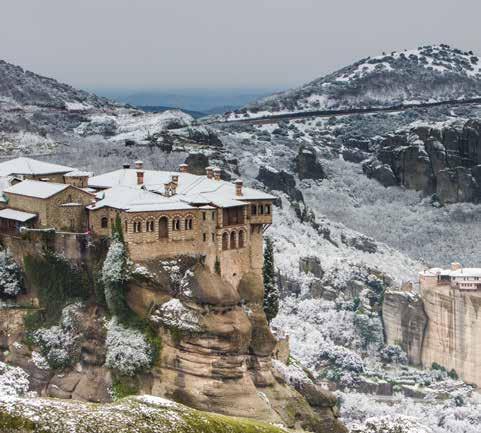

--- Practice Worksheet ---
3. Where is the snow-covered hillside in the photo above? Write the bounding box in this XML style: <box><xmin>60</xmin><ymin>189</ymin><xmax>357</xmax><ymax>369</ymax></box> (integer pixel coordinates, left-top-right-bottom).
<box><xmin>229</xmin><ymin>45</ymin><xmax>481</xmax><ymax>119</ymax></box>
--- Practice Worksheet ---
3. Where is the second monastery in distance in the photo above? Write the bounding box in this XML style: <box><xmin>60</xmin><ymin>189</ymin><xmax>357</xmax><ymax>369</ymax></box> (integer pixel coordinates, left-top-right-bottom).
<box><xmin>0</xmin><ymin>157</ymin><xmax>274</xmax><ymax>287</ymax></box>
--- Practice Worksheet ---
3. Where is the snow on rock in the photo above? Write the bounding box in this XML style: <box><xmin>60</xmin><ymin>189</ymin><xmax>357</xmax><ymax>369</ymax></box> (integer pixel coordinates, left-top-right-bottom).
<box><xmin>152</xmin><ymin>298</ymin><xmax>202</xmax><ymax>332</ymax></box>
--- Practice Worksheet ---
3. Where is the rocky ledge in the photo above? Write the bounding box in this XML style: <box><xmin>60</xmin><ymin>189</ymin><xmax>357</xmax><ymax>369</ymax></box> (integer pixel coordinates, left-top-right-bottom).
<box><xmin>0</xmin><ymin>394</ymin><xmax>287</xmax><ymax>433</ymax></box>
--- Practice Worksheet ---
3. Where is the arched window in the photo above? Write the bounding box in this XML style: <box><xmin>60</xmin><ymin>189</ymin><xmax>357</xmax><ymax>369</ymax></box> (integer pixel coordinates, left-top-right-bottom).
<box><xmin>230</xmin><ymin>231</ymin><xmax>237</xmax><ymax>249</ymax></box>
<box><xmin>222</xmin><ymin>232</ymin><xmax>229</xmax><ymax>250</ymax></box>
<box><xmin>185</xmin><ymin>217</ymin><xmax>193</xmax><ymax>230</ymax></box>
<box><xmin>134</xmin><ymin>221</ymin><xmax>142</xmax><ymax>233</ymax></box>
<box><xmin>238</xmin><ymin>230</ymin><xmax>245</xmax><ymax>248</ymax></box>
<box><xmin>172</xmin><ymin>218</ymin><xmax>181</xmax><ymax>231</ymax></box>
<box><xmin>159</xmin><ymin>217</ymin><xmax>168</xmax><ymax>238</ymax></box>
<box><xmin>146</xmin><ymin>220</ymin><xmax>154</xmax><ymax>232</ymax></box>
<box><xmin>101</xmin><ymin>217</ymin><xmax>108</xmax><ymax>229</ymax></box>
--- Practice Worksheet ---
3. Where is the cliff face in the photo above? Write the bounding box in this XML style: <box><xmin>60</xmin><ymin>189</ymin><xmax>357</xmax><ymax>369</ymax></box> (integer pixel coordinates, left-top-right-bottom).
<box><xmin>0</xmin><ymin>234</ymin><xmax>347</xmax><ymax>433</ymax></box>
<box><xmin>420</xmin><ymin>284</ymin><xmax>481</xmax><ymax>385</ymax></box>
<box><xmin>384</xmin><ymin>285</ymin><xmax>481</xmax><ymax>386</ymax></box>
<box><xmin>382</xmin><ymin>290</ymin><xmax>427</xmax><ymax>366</ymax></box>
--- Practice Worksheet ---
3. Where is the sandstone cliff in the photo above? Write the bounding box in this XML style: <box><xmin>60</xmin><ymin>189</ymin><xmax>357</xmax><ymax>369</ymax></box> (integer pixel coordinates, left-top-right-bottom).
<box><xmin>0</xmin><ymin>235</ymin><xmax>347</xmax><ymax>433</ymax></box>
<box><xmin>384</xmin><ymin>285</ymin><xmax>481</xmax><ymax>386</ymax></box>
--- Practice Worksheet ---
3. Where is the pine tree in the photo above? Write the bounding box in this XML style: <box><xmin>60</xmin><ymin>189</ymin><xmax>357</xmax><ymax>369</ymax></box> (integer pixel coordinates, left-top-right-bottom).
<box><xmin>112</xmin><ymin>213</ymin><xmax>124</xmax><ymax>243</ymax></box>
<box><xmin>263</xmin><ymin>236</ymin><xmax>279</xmax><ymax>323</ymax></box>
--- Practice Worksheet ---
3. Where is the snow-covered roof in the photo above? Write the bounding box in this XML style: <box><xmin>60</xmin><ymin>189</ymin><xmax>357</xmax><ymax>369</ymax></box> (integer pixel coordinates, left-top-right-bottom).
<box><xmin>88</xmin><ymin>168</ymin><xmax>275</xmax><ymax>208</ymax></box>
<box><xmin>420</xmin><ymin>267</ymin><xmax>481</xmax><ymax>278</ymax></box>
<box><xmin>0</xmin><ymin>208</ymin><xmax>37</xmax><ymax>222</ymax></box>
<box><xmin>4</xmin><ymin>180</ymin><xmax>70</xmax><ymax>199</ymax></box>
<box><xmin>0</xmin><ymin>157</ymin><xmax>74</xmax><ymax>177</ymax></box>
<box><xmin>88</xmin><ymin>185</ymin><xmax>195</xmax><ymax>212</ymax></box>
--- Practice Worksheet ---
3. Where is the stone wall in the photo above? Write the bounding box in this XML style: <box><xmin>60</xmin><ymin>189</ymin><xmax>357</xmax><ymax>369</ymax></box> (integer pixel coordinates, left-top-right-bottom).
<box><xmin>5</xmin><ymin>186</ymin><xmax>93</xmax><ymax>231</ymax></box>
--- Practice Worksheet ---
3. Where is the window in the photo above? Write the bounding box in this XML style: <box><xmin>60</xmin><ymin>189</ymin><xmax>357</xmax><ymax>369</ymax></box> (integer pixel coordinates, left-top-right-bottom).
<box><xmin>238</xmin><ymin>230</ymin><xmax>245</xmax><ymax>248</ymax></box>
<box><xmin>133</xmin><ymin>221</ymin><xmax>142</xmax><ymax>233</ymax></box>
<box><xmin>212</xmin><ymin>211</ymin><xmax>215</xmax><ymax>220</ymax></box>
<box><xmin>203</xmin><ymin>233</ymin><xmax>207</xmax><ymax>242</ymax></box>
<box><xmin>259</xmin><ymin>205</ymin><xmax>264</xmax><ymax>215</ymax></box>
<box><xmin>159</xmin><ymin>217</ymin><xmax>168</xmax><ymax>238</ymax></box>
<box><xmin>230</xmin><ymin>231</ymin><xmax>236</xmax><ymax>249</ymax></box>
<box><xmin>202</xmin><ymin>212</ymin><xmax>206</xmax><ymax>221</ymax></box>
<box><xmin>222</xmin><ymin>232</ymin><xmax>229</xmax><ymax>250</ymax></box>
<box><xmin>101</xmin><ymin>217</ymin><xmax>108</xmax><ymax>228</ymax></box>
<box><xmin>212</xmin><ymin>233</ymin><xmax>215</xmax><ymax>242</ymax></box>
<box><xmin>185</xmin><ymin>218</ymin><xmax>193</xmax><ymax>230</ymax></box>
<box><xmin>265</xmin><ymin>204</ymin><xmax>271</xmax><ymax>215</ymax></box>
<box><xmin>173</xmin><ymin>218</ymin><xmax>181</xmax><ymax>231</ymax></box>
<box><xmin>67</xmin><ymin>194</ymin><xmax>72</xmax><ymax>203</ymax></box>
<box><xmin>146</xmin><ymin>220</ymin><xmax>154</xmax><ymax>232</ymax></box>
<box><xmin>251</xmin><ymin>205</ymin><xmax>257</xmax><ymax>216</ymax></box>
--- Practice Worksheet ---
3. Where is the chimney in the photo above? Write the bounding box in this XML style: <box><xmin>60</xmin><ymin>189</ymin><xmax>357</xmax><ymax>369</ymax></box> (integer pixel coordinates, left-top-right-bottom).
<box><xmin>179</xmin><ymin>163</ymin><xmax>189</xmax><ymax>173</ymax></box>
<box><xmin>213</xmin><ymin>167</ymin><xmax>221</xmax><ymax>181</ymax></box>
<box><xmin>235</xmin><ymin>179</ymin><xmax>243</xmax><ymax>196</ymax></box>
<box><xmin>123</xmin><ymin>163</ymin><xmax>131</xmax><ymax>169</ymax></box>
<box><xmin>171</xmin><ymin>174</ymin><xmax>179</xmax><ymax>184</ymax></box>
<box><xmin>451</xmin><ymin>262</ymin><xmax>462</xmax><ymax>271</ymax></box>
<box><xmin>134</xmin><ymin>160</ymin><xmax>143</xmax><ymax>170</ymax></box>
<box><xmin>206</xmin><ymin>166</ymin><xmax>214</xmax><ymax>179</ymax></box>
<box><xmin>164</xmin><ymin>182</ymin><xmax>172</xmax><ymax>196</ymax></box>
<box><xmin>137</xmin><ymin>170</ymin><xmax>144</xmax><ymax>185</ymax></box>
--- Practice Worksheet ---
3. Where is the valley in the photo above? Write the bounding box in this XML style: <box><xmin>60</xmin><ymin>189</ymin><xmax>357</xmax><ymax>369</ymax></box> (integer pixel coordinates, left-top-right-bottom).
<box><xmin>2</xmin><ymin>44</ymin><xmax>481</xmax><ymax>433</ymax></box>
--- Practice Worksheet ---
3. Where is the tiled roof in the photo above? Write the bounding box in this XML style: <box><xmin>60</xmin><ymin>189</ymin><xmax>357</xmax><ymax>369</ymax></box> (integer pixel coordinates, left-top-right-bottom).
<box><xmin>0</xmin><ymin>157</ymin><xmax>74</xmax><ymax>177</ymax></box>
<box><xmin>4</xmin><ymin>180</ymin><xmax>70</xmax><ymax>199</ymax></box>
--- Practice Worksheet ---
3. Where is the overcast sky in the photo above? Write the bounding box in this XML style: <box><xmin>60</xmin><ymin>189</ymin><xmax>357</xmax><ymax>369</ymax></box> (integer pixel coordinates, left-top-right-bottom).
<box><xmin>2</xmin><ymin>0</ymin><xmax>480</xmax><ymax>91</ymax></box>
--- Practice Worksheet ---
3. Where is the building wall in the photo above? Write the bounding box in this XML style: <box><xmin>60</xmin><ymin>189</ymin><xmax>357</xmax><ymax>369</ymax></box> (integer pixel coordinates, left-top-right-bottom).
<box><xmin>5</xmin><ymin>194</ymin><xmax>48</xmax><ymax>225</ymax></box>
<box><xmin>5</xmin><ymin>187</ymin><xmax>93</xmax><ymax>231</ymax></box>
<box><xmin>24</xmin><ymin>173</ymin><xmax>67</xmax><ymax>183</ymax></box>
<box><xmin>64</xmin><ymin>176</ymin><xmax>89</xmax><ymax>188</ymax></box>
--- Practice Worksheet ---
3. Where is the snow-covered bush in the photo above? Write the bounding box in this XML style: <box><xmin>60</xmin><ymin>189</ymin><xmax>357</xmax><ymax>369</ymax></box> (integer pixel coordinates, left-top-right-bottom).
<box><xmin>320</xmin><ymin>342</ymin><xmax>365</xmax><ymax>373</ymax></box>
<box><xmin>353</xmin><ymin>313</ymin><xmax>384</xmax><ymax>350</ymax></box>
<box><xmin>380</xmin><ymin>345</ymin><xmax>408</xmax><ymax>365</ymax></box>
<box><xmin>351</xmin><ymin>415</ymin><xmax>432</xmax><ymax>433</ymax></box>
<box><xmin>105</xmin><ymin>318</ymin><xmax>152</xmax><ymax>376</ymax></box>
<box><xmin>0</xmin><ymin>361</ymin><xmax>30</xmax><ymax>397</ymax></box>
<box><xmin>31</xmin><ymin>303</ymin><xmax>82</xmax><ymax>369</ymax></box>
<box><xmin>0</xmin><ymin>249</ymin><xmax>23</xmax><ymax>297</ymax></box>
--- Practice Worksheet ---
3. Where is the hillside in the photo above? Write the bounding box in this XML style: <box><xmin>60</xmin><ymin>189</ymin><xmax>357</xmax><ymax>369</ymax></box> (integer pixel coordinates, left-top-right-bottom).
<box><xmin>230</xmin><ymin>45</ymin><xmax>481</xmax><ymax>119</ymax></box>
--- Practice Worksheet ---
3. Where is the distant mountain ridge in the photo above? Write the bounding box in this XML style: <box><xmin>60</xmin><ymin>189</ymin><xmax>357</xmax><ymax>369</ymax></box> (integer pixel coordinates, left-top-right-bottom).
<box><xmin>232</xmin><ymin>45</ymin><xmax>481</xmax><ymax>118</ymax></box>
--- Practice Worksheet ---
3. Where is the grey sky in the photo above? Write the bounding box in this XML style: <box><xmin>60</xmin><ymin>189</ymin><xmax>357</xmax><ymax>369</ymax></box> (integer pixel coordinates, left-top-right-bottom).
<box><xmin>2</xmin><ymin>0</ymin><xmax>480</xmax><ymax>90</ymax></box>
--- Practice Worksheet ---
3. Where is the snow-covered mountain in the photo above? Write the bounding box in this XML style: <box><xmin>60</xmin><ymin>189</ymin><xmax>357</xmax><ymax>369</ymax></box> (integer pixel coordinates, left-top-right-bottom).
<box><xmin>231</xmin><ymin>45</ymin><xmax>481</xmax><ymax>118</ymax></box>
<box><xmin>0</xmin><ymin>59</ymin><xmax>194</xmax><ymax>155</ymax></box>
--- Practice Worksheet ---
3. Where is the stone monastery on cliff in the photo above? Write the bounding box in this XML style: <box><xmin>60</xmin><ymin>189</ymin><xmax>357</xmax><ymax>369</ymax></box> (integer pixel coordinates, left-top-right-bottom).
<box><xmin>0</xmin><ymin>157</ymin><xmax>274</xmax><ymax>285</ymax></box>
<box><xmin>420</xmin><ymin>262</ymin><xmax>481</xmax><ymax>291</ymax></box>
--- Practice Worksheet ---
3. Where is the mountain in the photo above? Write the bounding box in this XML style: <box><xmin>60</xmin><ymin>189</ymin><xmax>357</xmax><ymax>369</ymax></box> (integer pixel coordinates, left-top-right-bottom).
<box><xmin>232</xmin><ymin>45</ymin><xmax>481</xmax><ymax>118</ymax></box>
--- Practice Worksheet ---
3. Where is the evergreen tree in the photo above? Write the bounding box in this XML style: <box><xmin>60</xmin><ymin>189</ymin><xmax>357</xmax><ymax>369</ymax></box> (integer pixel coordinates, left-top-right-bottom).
<box><xmin>263</xmin><ymin>236</ymin><xmax>279</xmax><ymax>323</ymax></box>
<box><xmin>112</xmin><ymin>213</ymin><xmax>124</xmax><ymax>243</ymax></box>
<box><xmin>102</xmin><ymin>231</ymin><xmax>129</xmax><ymax>320</ymax></box>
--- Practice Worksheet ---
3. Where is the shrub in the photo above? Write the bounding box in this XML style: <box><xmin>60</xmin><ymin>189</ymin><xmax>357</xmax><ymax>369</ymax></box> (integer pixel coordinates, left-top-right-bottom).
<box><xmin>24</xmin><ymin>251</ymin><xmax>89</xmax><ymax>322</ymax></box>
<box><xmin>380</xmin><ymin>344</ymin><xmax>408</xmax><ymax>365</ymax></box>
<box><xmin>0</xmin><ymin>361</ymin><xmax>30</xmax><ymax>397</ymax></box>
<box><xmin>105</xmin><ymin>318</ymin><xmax>153</xmax><ymax>376</ymax></box>
<box><xmin>0</xmin><ymin>249</ymin><xmax>23</xmax><ymax>297</ymax></box>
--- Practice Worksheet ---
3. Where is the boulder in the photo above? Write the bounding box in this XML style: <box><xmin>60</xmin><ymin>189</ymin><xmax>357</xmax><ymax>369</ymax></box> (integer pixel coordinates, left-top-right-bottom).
<box><xmin>299</xmin><ymin>256</ymin><xmax>324</xmax><ymax>278</ymax></box>
<box><xmin>362</xmin><ymin>160</ymin><xmax>398</xmax><ymax>187</ymax></box>
<box><xmin>294</xmin><ymin>145</ymin><xmax>326</xmax><ymax>180</ymax></box>
<box><xmin>257</xmin><ymin>166</ymin><xmax>303</xmax><ymax>202</ymax></box>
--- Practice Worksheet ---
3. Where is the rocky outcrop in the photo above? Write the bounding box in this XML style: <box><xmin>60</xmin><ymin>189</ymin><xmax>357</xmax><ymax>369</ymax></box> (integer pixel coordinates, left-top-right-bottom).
<box><xmin>382</xmin><ymin>290</ymin><xmax>427</xmax><ymax>366</ymax></box>
<box><xmin>420</xmin><ymin>284</ymin><xmax>481</xmax><ymax>386</ymax></box>
<box><xmin>294</xmin><ymin>145</ymin><xmax>326</xmax><ymax>180</ymax></box>
<box><xmin>257</xmin><ymin>166</ymin><xmax>303</xmax><ymax>202</ymax></box>
<box><xmin>184</xmin><ymin>152</ymin><xmax>210</xmax><ymax>175</ymax></box>
<box><xmin>383</xmin><ymin>284</ymin><xmax>481</xmax><ymax>387</ymax></box>
<box><xmin>363</xmin><ymin>120</ymin><xmax>481</xmax><ymax>203</ymax></box>
<box><xmin>0</xmin><ymin>395</ymin><xmax>289</xmax><ymax>433</ymax></box>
